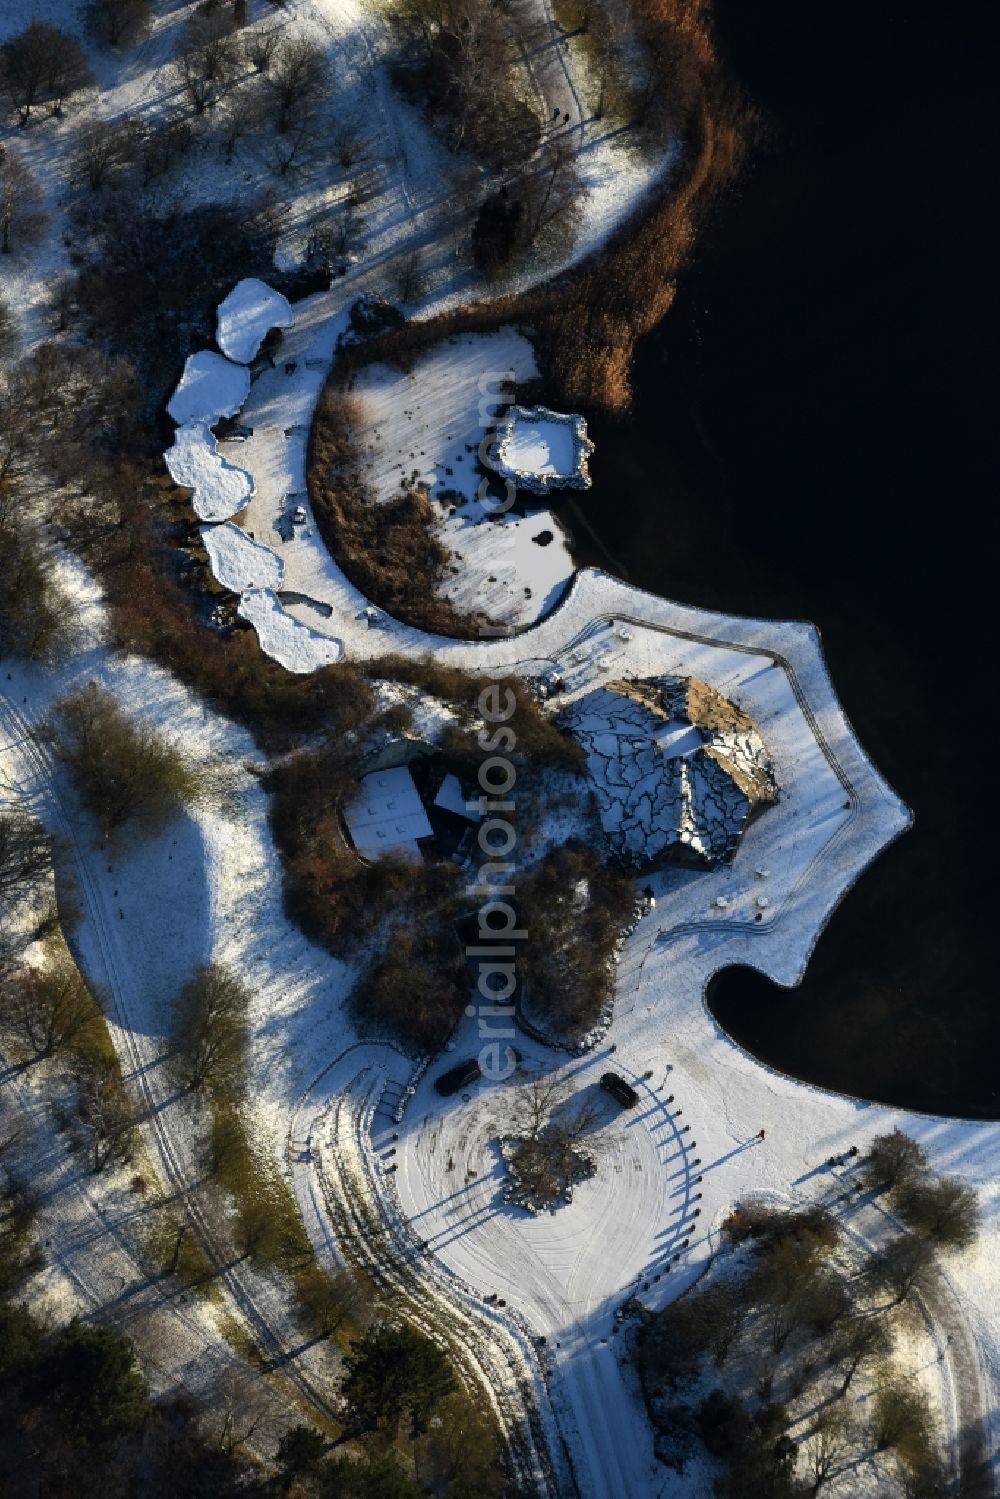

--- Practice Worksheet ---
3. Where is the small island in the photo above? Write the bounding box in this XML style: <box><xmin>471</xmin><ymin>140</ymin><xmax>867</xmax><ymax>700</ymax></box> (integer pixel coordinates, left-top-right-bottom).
<box><xmin>486</xmin><ymin>404</ymin><xmax>595</xmax><ymax>495</ymax></box>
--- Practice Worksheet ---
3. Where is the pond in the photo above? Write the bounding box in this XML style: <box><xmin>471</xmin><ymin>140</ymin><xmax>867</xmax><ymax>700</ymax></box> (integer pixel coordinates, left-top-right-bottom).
<box><xmin>578</xmin><ymin>0</ymin><xmax>999</xmax><ymax>1116</ymax></box>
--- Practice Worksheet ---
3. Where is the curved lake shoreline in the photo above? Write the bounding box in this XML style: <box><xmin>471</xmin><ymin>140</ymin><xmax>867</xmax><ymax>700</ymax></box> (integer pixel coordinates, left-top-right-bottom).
<box><xmin>581</xmin><ymin>0</ymin><xmax>1000</xmax><ymax>1116</ymax></box>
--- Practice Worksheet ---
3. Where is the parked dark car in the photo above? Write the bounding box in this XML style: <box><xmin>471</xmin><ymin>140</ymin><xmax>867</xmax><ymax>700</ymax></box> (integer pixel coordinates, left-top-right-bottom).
<box><xmin>601</xmin><ymin>1071</ymin><xmax>640</xmax><ymax>1108</ymax></box>
<box><xmin>434</xmin><ymin>1058</ymin><xmax>482</xmax><ymax>1096</ymax></box>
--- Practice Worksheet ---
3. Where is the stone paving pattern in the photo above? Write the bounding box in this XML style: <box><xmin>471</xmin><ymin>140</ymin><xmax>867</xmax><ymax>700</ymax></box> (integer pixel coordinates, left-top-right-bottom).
<box><xmin>561</xmin><ymin>675</ymin><xmax>778</xmax><ymax>869</ymax></box>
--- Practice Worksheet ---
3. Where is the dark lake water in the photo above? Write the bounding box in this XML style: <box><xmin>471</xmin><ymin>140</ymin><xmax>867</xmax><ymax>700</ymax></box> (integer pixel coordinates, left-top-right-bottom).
<box><xmin>580</xmin><ymin>0</ymin><xmax>999</xmax><ymax>1115</ymax></box>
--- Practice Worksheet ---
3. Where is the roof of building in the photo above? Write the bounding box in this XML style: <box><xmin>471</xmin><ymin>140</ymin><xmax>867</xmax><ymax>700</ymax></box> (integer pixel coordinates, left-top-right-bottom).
<box><xmin>433</xmin><ymin>773</ymin><xmax>479</xmax><ymax>821</ymax></box>
<box><xmin>343</xmin><ymin>766</ymin><xmax>433</xmax><ymax>859</ymax></box>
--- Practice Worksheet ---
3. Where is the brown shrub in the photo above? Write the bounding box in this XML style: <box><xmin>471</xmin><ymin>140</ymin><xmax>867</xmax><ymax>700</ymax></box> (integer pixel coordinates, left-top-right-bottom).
<box><xmin>520</xmin><ymin>841</ymin><xmax>634</xmax><ymax>1038</ymax></box>
<box><xmin>373</xmin><ymin>655</ymin><xmax>585</xmax><ymax>771</ymax></box>
<box><xmin>351</xmin><ymin>927</ymin><xmax>467</xmax><ymax>1053</ymax></box>
<box><xmin>46</xmin><ymin>683</ymin><xmax>200</xmax><ymax>840</ymax></box>
<box><xmin>307</xmin><ymin>389</ymin><xmax>486</xmax><ymax>638</ymax></box>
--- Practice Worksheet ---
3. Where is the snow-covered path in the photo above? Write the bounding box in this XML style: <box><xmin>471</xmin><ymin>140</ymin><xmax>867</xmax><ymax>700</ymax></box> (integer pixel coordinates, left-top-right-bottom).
<box><xmin>287</xmin><ymin>1044</ymin><xmax>572</xmax><ymax>1495</ymax></box>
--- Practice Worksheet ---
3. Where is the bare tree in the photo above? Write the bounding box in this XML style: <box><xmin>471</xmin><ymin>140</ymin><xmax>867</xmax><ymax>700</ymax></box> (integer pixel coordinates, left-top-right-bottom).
<box><xmin>700</xmin><ymin>1283</ymin><xmax>748</xmax><ymax>1369</ymax></box>
<box><xmin>165</xmin><ymin>1219</ymin><xmax>189</xmax><ymax>1275</ymax></box>
<box><xmin>0</xmin><ymin>23</ymin><xmax>94</xmax><ymax>122</ymax></box>
<box><xmin>0</xmin><ymin>147</ymin><xmax>47</xmax><ymax>255</ymax></box>
<box><xmin>219</xmin><ymin>87</ymin><xmax>262</xmax><ymax>161</ymax></box>
<box><xmin>830</xmin><ymin>1314</ymin><xmax>890</xmax><ymax>1397</ymax></box>
<box><xmin>516</xmin><ymin>138</ymin><xmax>582</xmax><ymax>255</ymax></box>
<box><xmin>141</xmin><ymin>116</ymin><xmax>194</xmax><ymax>181</ymax></box>
<box><xmin>0</xmin><ymin>524</ymin><xmax>76</xmax><ymax>662</ymax></box>
<box><xmin>170</xmin><ymin>964</ymin><xmax>248</xmax><ymax>1094</ymax></box>
<box><xmin>265</xmin><ymin>36</ymin><xmax>329</xmax><ymax>132</ymax></box>
<box><xmin>0</xmin><ymin>809</ymin><xmax>50</xmax><ymax>913</ymax></box>
<box><xmin>390</xmin><ymin>0</ymin><xmax>537</xmax><ymax>166</ymax></box>
<box><xmin>895</xmin><ymin>1174</ymin><xmax>980</xmax><ymax>1251</ymax></box>
<box><xmin>173</xmin><ymin>50</ymin><xmax>216</xmax><ymax>117</ymax></box>
<box><xmin>863</xmin><ymin>1129</ymin><xmax>928</xmax><ymax>1193</ymax></box>
<box><xmin>236</xmin><ymin>1199</ymin><xmax>279</xmax><ymax>1263</ymax></box>
<box><xmin>200</xmin><ymin>1110</ymin><xmax>242</xmax><ymax>1181</ymax></box>
<box><xmin>304</xmin><ymin>1267</ymin><xmax>362</xmax><ymax>1340</ymax></box>
<box><xmin>77</xmin><ymin>1059</ymin><xmax>136</xmax><ymax>1171</ymax></box>
<box><xmin>0</xmin><ymin>386</ymin><xmax>29</xmax><ymax>517</ymax></box>
<box><xmin>750</xmin><ymin>1235</ymin><xmax>827</xmax><ymax>1355</ymax></box>
<box><xmin>0</xmin><ymin>297</ymin><xmax>16</xmax><ymax>359</ymax></box>
<box><xmin>81</xmin><ymin>0</ymin><xmax>153</xmax><ymax>50</ymax></box>
<box><xmin>172</xmin><ymin>13</ymin><xmax>238</xmax><ymax>116</ymax></box>
<box><xmin>333</xmin><ymin>121</ymin><xmax>363</xmax><ymax>169</ymax></box>
<box><xmin>0</xmin><ymin>959</ymin><xmax>98</xmax><ymax>1061</ymax></box>
<box><xmin>870</xmin><ymin>1379</ymin><xmax>934</xmax><ymax>1456</ymax></box>
<box><xmin>586</xmin><ymin>0</ymin><xmax>627</xmax><ymax>119</ymax></box>
<box><xmin>807</xmin><ymin>1406</ymin><xmax>853</xmax><ymax>1494</ymax></box>
<box><xmin>516</xmin><ymin>1071</ymin><xmax>566</xmax><ymax>1142</ymax></box>
<box><xmin>49</xmin><ymin>275</ymin><xmax>76</xmax><ymax>334</ymax></box>
<box><xmin>244</xmin><ymin>24</ymin><xmax>281</xmax><ymax>73</ymax></box>
<box><xmin>211</xmin><ymin>1367</ymin><xmax>279</xmax><ymax>1457</ymax></box>
<box><xmin>73</xmin><ymin>116</ymin><xmax>140</xmax><ymax>191</ymax></box>
<box><xmin>865</xmin><ymin>1234</ymin><xmax>936</xmax><ymax>1309</ymax></box>
<box><xmin>396</xmin><ymin>248</ymin><xmax>424</xmax><ymax>304</ymax></box>
<box><xmin>268</xmin><ymin>107</ymin><xmax>324</xmax><ymax>175</ymax></box>
<box><xmin>46</xmin><ymin>682</ymin><xmax>197</xmax><ymax>838</ymax></box>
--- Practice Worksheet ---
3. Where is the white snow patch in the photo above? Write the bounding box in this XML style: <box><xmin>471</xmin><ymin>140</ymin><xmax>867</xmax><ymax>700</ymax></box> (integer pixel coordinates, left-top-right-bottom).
<box><xmin>236</xmin><ymin>588</ymin><xmax>342</xmax><ymax>673</ymax></box>
<box><xmin>200</xmin><ymin>523</ymin><xmax>284</xmax><ymax>593</ymax></box>
<box><xmin>216</xmin><ymin>279</ymin><xmax>294</xmax><ymax>365</ymax></box>
<box><xmin>505</xmin><ymin>416</ymin><xmax>576</xmax><ymax>475</ymax></box>
<box><xmin>166</xmin><ymin>352</ymin><xmax>251</xmax><ymax>426</ymax></box>
<box><xmin>165</xmin><ymin>423</ymin><xmax>255</xmax><ymax>523</ymax></box>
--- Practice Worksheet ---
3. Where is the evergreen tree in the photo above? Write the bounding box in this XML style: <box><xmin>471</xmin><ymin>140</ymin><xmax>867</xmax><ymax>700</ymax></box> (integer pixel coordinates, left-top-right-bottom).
<box><xmin>341</xmin><ymin>1322</ymin><xmax>456</xmax><ymax>1439</ymax></box>
<box><xmin>36</xmin><ymin>1319</ymin><xmax>149</xmax><ymax>1444</ymax></box>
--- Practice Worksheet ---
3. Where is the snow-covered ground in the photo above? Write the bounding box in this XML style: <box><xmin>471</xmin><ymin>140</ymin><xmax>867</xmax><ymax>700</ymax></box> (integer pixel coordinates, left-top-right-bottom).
<box><xmin>5</xmin><ymin>549</ymin><xmax>1000</xmax><ymax>1495</ymax></box>
<box><xmin>0</xmin><ymin>560</ymin><xmax>349</xmax><ymax>1430</ymax></box>
<box><xmin>226</xmin><ymin>314</ymin><xmax>577</xmax><ymax>636</ymax></box>
<box><xmin>348</xmin><ymin>336</ymin><xmax>579</xmax><ymax>626</ymax></box>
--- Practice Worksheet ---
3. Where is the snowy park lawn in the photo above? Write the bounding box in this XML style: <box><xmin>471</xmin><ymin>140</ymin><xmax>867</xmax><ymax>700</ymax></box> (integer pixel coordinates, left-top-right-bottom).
<box><xmin>216</xmin><ymin>279</ymin><xmax>293</xmax><ymax>365</ymax></box>
<box><xmin>165</xmin><ymin>424</ymin><xmax>254</xmax><ymax>523</ymax></box>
